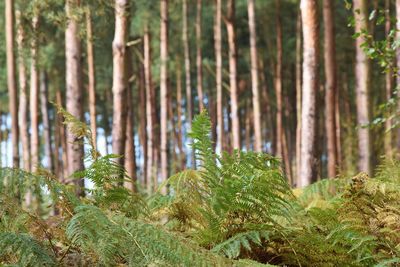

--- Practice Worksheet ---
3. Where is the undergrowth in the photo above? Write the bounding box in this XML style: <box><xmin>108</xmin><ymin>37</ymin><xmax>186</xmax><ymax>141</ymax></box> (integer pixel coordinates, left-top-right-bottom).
<box><xmin>1</xmin><ymin>110</ymin><xmax>400</xmax><ymax>266</ymax></box>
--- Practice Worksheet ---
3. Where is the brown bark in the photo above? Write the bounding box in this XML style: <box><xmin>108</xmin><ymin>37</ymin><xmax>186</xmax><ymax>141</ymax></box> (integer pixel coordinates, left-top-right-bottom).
<box><xmin>295</xmin><ymin>8</ymin><xmax>302</xmax><ymax>184</ymax></box>
<box><xmin>40</xmin><ymin>72</ymin><xmax>53</xmax><ymax>172</ymax></box>
<box><xmin>6</xmin><ymin>0</ymin><xmax>19</xmax><ymax>168</ymax></box>
<box><xmin>299</xmin><ymin>0</ymin><xmax>319</xmax><ymax>187</ymax></box>
<box><xmin>16</xmin><ymin>10</ymin><xmax>30</xmax><ymax>171</ymax></box>
<box><xmin>160</xmin><ymin>0</ymin><xmax>169</xmax><ymax>192</ymax></box>
<box><xmin>214</xmin><ymin>0</ymin><xmax>224</xmax><ymax>153</ymax></box>
<box><xmin>353</xmin><ymin>0</ymin><xmax>370</xmax><ymax>174</ymax></box>
<box><xmin>275</xmin><ymin>0</ymin><xmax>283</xmax><ymax>159</ymax></box>
<box><xmin>176</xmin><ymin>61</ymin><xmax>185</xmax><ymax>169</ymax></box>
<box><xmin>226</xmin><ymin>0</ymin><xmax>240</xmax><ymax>150</ymax></box>
<box><xmin>247</xmin><ymin>0</ymin><xmax>262</xmax><ymax>152</ymax></box>
<box><xmin>144</xmin><ymin>25</ymin><xmax>154</xmax><ymax>192</ymax></box>
<box><xmin>124</xmin><ymin>52</ymin><xmax>137</xmax><ymax>191</ymax></box>
<box><xmin>396</xmin><ymin>0</ymin><xmax>400</xmax><ymax>153</ymax></box>
<box><xmin>86</xmin><ymin>8</ymin><xmax>97</xmax><ymax>151</ymax></box>
<box><xmin>323</xmin><ymin>0</ymin><xmax>338</xmax><ymax>177</ymax></box>
<box><xmin>112</xmin><ymin>0</ymin><xmax>129</xmax><ymax>174</ymax></box>
<box><xmin>196</xmin><ymin>0</ymin><xmax>204</xmax><ymax>111</ymax></box>
<box><xmin>56</xmin><ymin>90</ymin><xmax>68</xmax><ymax>181</ymax></box>
<box><xmin>384</xmin><ymin>0</ymin><xmax>393</xmax><ymax>158</ymax></box>
<box><xmin>138</xmin><ymin>57</ymin><xmax>147</xmax><ymax>180</ymax></box>
<box><xmin>30</xmin><ymin>15</ymin><xmax>39</xmax><ymax>172</ymax></box>
<box><xmin>65</xmin><ymin>0</ymin><xmax>84</xmax><ymax>195</ymax></box>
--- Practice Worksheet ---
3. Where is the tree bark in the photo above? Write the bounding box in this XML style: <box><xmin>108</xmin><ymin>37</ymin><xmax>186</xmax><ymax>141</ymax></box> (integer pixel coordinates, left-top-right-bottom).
<box><xmin>65</xmin><ymin>0</ymin><xmax>84</xmax><ymax>195</ymax></box>
<box><xmin>295</xmin><ymin>8</ymin><xmax>302</xmax><ymax>185</ymax></box>
<box><xmin>384</xmin><ymin>0</ymin><xmax>393</xmax><ymax>158</ymax></box>
<box><xmin>396</xmin><ymin>0</ymin><xmax>400</xmax><ymax>153</ymax></box>
<box><xmin>86</xmin><ymin>8</ymin><xmax>97</xmax><ymax>151</ymax></box>
<box><xmin>196</xmin><ymin>0</ymin><xmax>204</xmax><ymax>111</ymax></box>
<box><xmin>138</xmin><ymin>56</ymin><xmax>147</xmax><ymax>180</ymax></box>
<box><xmin>16</xmin><ymin>10</ymin><xmax>30</xmax><ymax>171</ymax></box>
<box><xmin>176</xmin><ymin>61</ymin><xmax>185</xmax><ymax>169</ymax></box>
<box><xmin>160</xmin><ymin>0</ymin><xmax>169</xmax><ymax>192</ymax></box>
<box><xmin>40</xmin><ymin>72</ymin><xmax>53</xmax><ymax>172</ymax></box>
<box><xmin>323</xmin><ymin>0</ymin><xmax>338</xmax><ymax>177</ymax></box>
<box><xmin>124</xmin><ymin>50</ymin><xmax>137</xmax><ymax>191</ymax></box>
<box><xmin>226</xmin><ymin>0</ymin><xmax>240</xmax><ymax>150</ymax></box>
<box><xmin>275</xmin><ymin>0</ymin><xmax>283</xmax><ymax>159</ymax></box>
<box><xmin>247</xmin><ymin>0</ymin><xmax>262</xmax><ymax>152</ymax></box>
<box><xmin>299</xmin><ymin>0</ymin><xmax>319</xmax><ymax>187</ymax></box>
<box><xmin>353</xmin><ymin>0</ymin><xmax>370</xmax><ymax>174</ymax></box>
<box><xmin>112</xmin><ymin>0</ymin><xmax>129</xmax><ymax>175</ymax></box>
<box><xmin>214</xmin><ymin>0</ymin><xmax>224</xmax><ymax>153</ymax></box>
<box><xmin>6</xmin><ymin>0</ymin><xmax>19</xmax><ymax>168</ymax></box>
<box><xmin>30</xmin><ymin>15</ymin><xmax>39</xmax><ymax>172</ymax></box>
<box><xmin>56</xmin><ymin>90</ymin><xmax>68</xmax><ymax>181</ymax></box>
<box><xmin>144</xmin><ymin>25</ymin><xmax>154</xmax><ymax>193</ymax></box>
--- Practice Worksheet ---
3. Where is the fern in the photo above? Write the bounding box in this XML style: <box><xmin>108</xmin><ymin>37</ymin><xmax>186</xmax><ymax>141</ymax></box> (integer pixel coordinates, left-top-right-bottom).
<box><xmin>0</xmin><ymin>232</ymin><xmax>56</xmax><ymax>266</ymax></box>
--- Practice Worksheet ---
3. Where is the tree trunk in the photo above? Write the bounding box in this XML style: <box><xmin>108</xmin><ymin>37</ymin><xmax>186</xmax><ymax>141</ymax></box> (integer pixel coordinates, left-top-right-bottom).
<box><xmin>160</xmin><ymin>0</ymin><xmax>169</xmax><ymax>192</ymax></box>
<box><xmin>196</xmin><ymin>0</ymin><xmax>204</xmax><ymax>111</ymax></box>
<box><xmin>295</xmin><ymin>8</ymin><xmax>302</xmax><ymax>185</ymax></box>
<box><xmin>138</xmin><ymin>56</ymin><xmax>147</xmax><ymax>180</ymax></box>
<box><xmin>40</xmin><ymin>72</ymin><xmax>53</xmax><ymax>172</ymax></box>
<box><xmin>247</xmin><ymin>0</ymin><xmax>262</xmax><ymax>152</ymax></box>
<box><xmin>323</xmin><ymin>0</ymin><xmax>338</xmax><ymax>178</ymax></box>
<box><xmin>6</xmin><ymin>0</ymin><xmax>19</xmax><ymax>168</ymax></box>
<box><xmin>176</xmin><ymin>61</ymin><xmax>185</xmax><ymax>169</ymax></box>
<box><xmin>144</xmin><ymin>25</ymin><xmax>154</xmax><ymax>193</ymax></box>
<box><xmin>299</xmin><ymin>0</ymin><xmax>319</xmax><ymax>187</ymax></box>
<box><xmin>396</xmin><ymin>0</ymin><xmax>400</xmax><ymax>153</ymax></box>
<box><xmin>86</xmin><ymin>8</ymin><xmax>97</xmax><ymax>151</ymax></box>
<box><xmin>56</xmin><ymin>90</ymin><xmax>68</xmax><ymax>181</ymax></box>
<box><xmin>30</xmin><ymin>15</ymin><xmax>39</xmax><ymax>172</ymax></box>
<box><xmin>353</xmin><ymin>0</ymin><xmax>370</xmax><ymax>174</ymax></box>
<box><xmin>275</xmin><ymin>0</ymin><xmax>283</xmax><ymax>159</ymax></box>
<box><xmin>112</xmin><ymin>0</ymin><xmax>129</xmax><ymax>175</ymax></box>
<box><xmin>214</xmin><ymin>0</ymin><xmax>224</xmax><ymax>153</ymax></box>
<box><xmin>226</xmin><ymin>0</ymin><xmax>240</xmax><ymax>150</ymax></box>
<box><xmin>384</xmin><ymin>0</ymin><xmax>393</xmax><ymax>158</ymax></box>
<box><xmin>124</xmin><ymin>51</ymin><xmax>137</xmax><ymax>191</ymax></box>
<box><xmin>65</xmin><ymin>0</ymin><xmax>84</xmax><ymax>195</ymax></box>
<box><xmin>183</xmin><ymin>0</ymin><xmax>194</xmax><ymax>164</ymax></box>
<box><xmin>16</xmin><ymin>10</ymin><xmax>30</xmax><ymax>171</ymax></box>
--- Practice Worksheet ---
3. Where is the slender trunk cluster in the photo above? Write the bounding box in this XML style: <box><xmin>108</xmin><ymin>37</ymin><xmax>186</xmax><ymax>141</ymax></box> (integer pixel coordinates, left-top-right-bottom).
<box><xmin>30</xmin><ymin>15</ymin><xmax>39</xmax><ymax>172</ymax></box>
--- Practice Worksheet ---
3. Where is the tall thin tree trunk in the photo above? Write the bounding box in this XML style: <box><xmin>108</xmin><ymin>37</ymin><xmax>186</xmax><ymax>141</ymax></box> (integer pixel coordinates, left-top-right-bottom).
<box><xmin>247</xmin><ymin>0</ymin><xmax>262</xmax><ymax>152</ymax></box>
<box><xmin>56</xmin><ymin>90</ymin><xmax>68</xmax><ymax>181</ymax></box>
<box><xmin>16</xmin><ymin>10</ymin><xmax>30</xmax><ymax>171</ymax></box>
<box><xmin>396</xmin><ymin>0</ymin><xmax>400</xmax><ymax>154</ymax></box>
<box><xmin>30</xmin><ymin>15</ymin><xmax>39</xmax><ymax>172</ymax></box>
<box><xmin>323</xmin><ymin>0</ymin><xmax>338</xmax><ymax>177</ymax></box>
<box><xmin>160</xmin><ymin>0</ymin><xmax>169</xmax><ymax>192</ymax></box>
<box><xmin>40</xmin><ymin>72</ymin><xmax>53</xmax><ymax>172</ymax></box>
<box><xmin>6</xmin><ymin>0</ymin><xmax>19</xmax><ymax>168</ymax></box>
<box><xmin>138</xmin><ymin>57</ymin><xmax>147</xmax><ymax>180</ymax></box>
<box><xmin>112</xmin><ymin>0</ymin><xmax>129</xmax><ymax>175</ymax></box>
<box><xmin>65</xmin><ymin>0</ymin><xmax>84</xmax><ymax>195</ymax></box>
<box><xmin>183</xmin><ymin>0</ymin><xmax>194</xmax><ymax>164</ymax></box>
<box><xmin>353</xmin><ymin>0</ymin><xmax>370</xmax><ymax>174</ymax></box>
<box><xmin>214</xmin><ymin>0</ymin><xmax>224</xmax><ymax>153</ymax></box>
<box><xmin>124</xmin><ymin>50</ymin><xmax>137</xmax><ymax>191</ymax></box>
<box><xmin>176</xmin><ymin>61</ymin><xmax>185</xmax><ymax>169</ymax></box>
<box><xmin>196</xmin><ymin>0</ymin><xmax>204</xmax><ymax>111</ymax></box>
<box><xmin>144</xmin><ymin>25</ymin><xmax>154</xmax><ymax>193</ymax></box>
<box><xmin>275</xmin><ymin>0</ymin><xmax>283</xmax><ymax>159</ymax></box>
<box><xmin>226</xmin><ymin>0</ymin><xmax>240</xmax><ymax>150</ymax></box>
<box><xmin>384</xmin><ymin>0</ymin><xmax>393</xmax><ymax>158</ymax></box>
<box><xmin>86</xmin><ymin>8</ymin><xmax>97</xmax><ymax>151</ymax></box>
<box><xmin>299</xmin><ymin>0</ymin><xmax>319</xmax><ymax>187</ymax></box>
<box><xmin>295</xmin><ymin>8</ymin><xmax>302</xmax><ymax>185</ymax></box>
